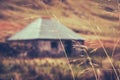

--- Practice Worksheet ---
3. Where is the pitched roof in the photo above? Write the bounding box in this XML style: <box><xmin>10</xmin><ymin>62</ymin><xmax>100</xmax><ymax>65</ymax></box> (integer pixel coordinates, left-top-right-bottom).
<box><xmin>8</xmin><ymin>17</ymin><xmax>84</xmax><ymax>41</ymax></box>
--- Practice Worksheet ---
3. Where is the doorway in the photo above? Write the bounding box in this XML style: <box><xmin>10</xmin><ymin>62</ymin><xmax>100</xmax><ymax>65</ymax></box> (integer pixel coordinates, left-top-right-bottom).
<box><xmin>64</xmin><ymin>40</ymin><xmax>72</xmax><ymax>56</ymax></box>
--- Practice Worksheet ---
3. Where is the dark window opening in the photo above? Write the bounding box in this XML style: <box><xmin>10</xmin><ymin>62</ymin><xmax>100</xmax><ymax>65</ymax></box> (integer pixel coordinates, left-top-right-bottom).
<box><xmin>51</xmin><ymin>41</ymin><xmax>58</xmax><ymax>49</ymax></box>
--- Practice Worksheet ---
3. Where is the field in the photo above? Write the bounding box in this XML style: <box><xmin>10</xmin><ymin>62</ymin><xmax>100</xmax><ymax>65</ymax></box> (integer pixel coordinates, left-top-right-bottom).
<box><xmin>0</xmin><ymin>56</ymin><xmax>120</xmax><ymax>80</ymax></box>
<box><xmin>0</xmin><ymin>0</ymin><xmax>120</xmax><ymax>80</ymax></box>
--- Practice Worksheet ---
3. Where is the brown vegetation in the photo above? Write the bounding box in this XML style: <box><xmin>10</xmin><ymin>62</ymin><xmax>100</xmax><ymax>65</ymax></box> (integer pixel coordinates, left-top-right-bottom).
<box><xmin>0</xmin><ymin>0</ymin><xmax>120</xmax><ymax>80</ymax></box>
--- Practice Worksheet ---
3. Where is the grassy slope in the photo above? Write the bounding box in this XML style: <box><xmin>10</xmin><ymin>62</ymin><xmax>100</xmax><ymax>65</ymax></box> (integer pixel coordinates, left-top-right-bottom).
<box><xmin>0</xmin><ymin>0</ymin><xmax>119</xmax><ymax>47</ymax></box>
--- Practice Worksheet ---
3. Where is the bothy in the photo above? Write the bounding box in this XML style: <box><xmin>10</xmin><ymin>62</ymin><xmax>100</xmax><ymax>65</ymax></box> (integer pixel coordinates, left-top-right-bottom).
<box><xmin>8</xmin><ymin>17</ymin><xmax>85</xmax><ymax>57</ymax></box>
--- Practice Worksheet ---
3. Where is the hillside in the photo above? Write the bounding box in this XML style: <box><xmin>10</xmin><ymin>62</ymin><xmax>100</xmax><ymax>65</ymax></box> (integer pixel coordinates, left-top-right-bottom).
<box><xmin>0</xmin><ymin>0</ymin><xmax>119</xmax><ymax>48</ymax></box>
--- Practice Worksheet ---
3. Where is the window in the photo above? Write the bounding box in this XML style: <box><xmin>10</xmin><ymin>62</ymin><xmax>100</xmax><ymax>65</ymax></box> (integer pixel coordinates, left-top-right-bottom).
<box><xmin>51</xmin><ymin>41</ymin><xmax>58</xmax><ymax>49</ymax></box>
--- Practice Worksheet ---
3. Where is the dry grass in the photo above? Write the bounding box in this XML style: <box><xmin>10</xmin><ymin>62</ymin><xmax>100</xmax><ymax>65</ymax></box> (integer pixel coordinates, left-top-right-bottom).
<box><xmin>0</xmin><ymin>55</ymin><xmax>120</xmax><ymax>80</ymax></box>
<box><xmin>0</xmin><ymin>1</ymin><xmax>120</xmax><ymax>79</ymax></box>
<box><xmin>0</xmin><ymin>0</ymin><xmax>119</xmax><ymax>34</ymax></box>
<box><xmin>0</xmin><ymin>0</ymin><xmax>119</xmax><ymax>49</ymax></box>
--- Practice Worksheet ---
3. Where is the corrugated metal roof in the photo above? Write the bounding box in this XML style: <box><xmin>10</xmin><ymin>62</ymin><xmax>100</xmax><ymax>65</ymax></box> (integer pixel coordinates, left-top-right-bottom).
<box><xmin>8</xmin><ymin>18</ymin><xmax>84</xmax><ymax>41</ymax></box>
